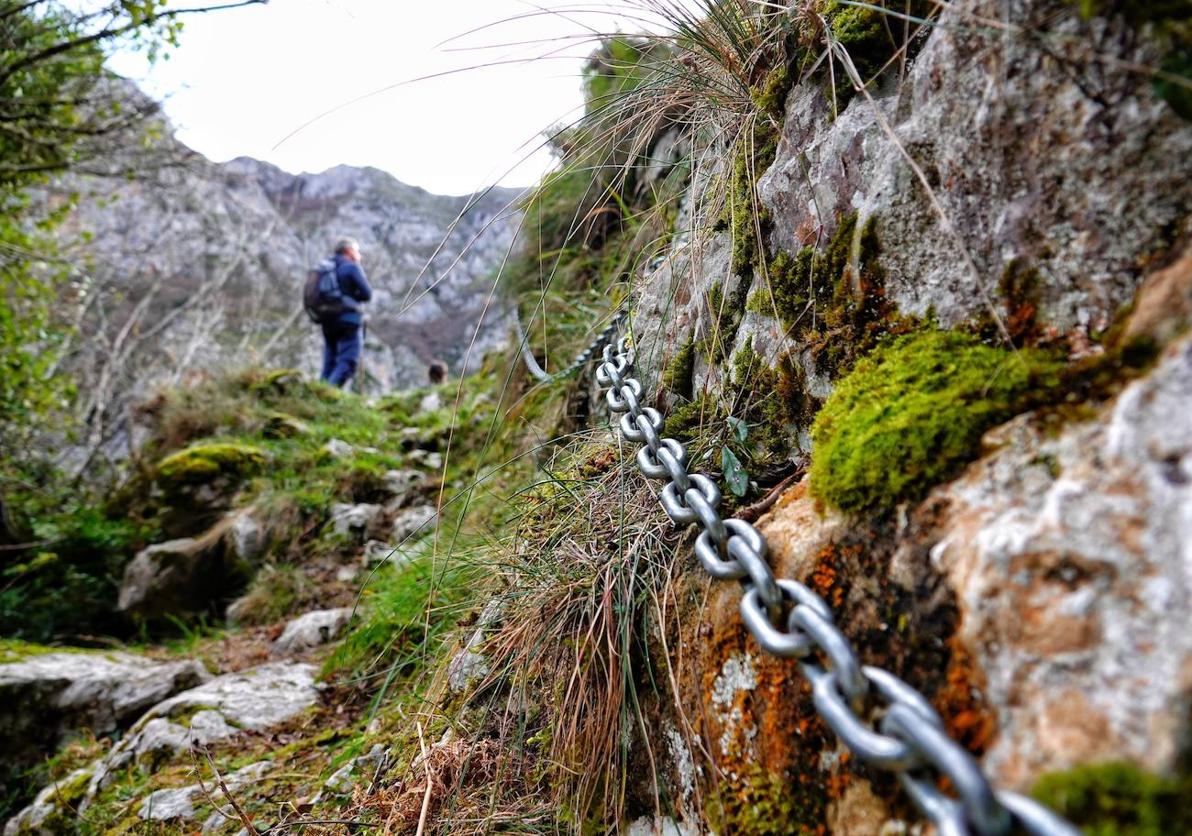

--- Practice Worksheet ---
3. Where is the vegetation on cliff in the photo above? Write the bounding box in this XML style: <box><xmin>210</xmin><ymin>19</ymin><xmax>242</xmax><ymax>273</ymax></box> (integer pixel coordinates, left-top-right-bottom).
<box><xmin>3</xmin><ymin>0</ymin><xmax>1190</xmax><ymax>833</ymax></box>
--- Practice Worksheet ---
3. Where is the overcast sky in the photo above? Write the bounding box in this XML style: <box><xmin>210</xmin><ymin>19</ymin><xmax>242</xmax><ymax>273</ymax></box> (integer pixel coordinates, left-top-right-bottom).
<box><xmin>106</xmin><ymin>1</ymin><xmax>659</xmax><ymax>195</ymax></box>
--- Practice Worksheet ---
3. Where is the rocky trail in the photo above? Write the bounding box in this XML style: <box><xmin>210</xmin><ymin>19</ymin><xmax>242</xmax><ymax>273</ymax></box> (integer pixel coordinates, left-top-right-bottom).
<box><xmin>1</xmin><ymin>428</ymin><xmax>447</xmax><ymax>834</ymax></box>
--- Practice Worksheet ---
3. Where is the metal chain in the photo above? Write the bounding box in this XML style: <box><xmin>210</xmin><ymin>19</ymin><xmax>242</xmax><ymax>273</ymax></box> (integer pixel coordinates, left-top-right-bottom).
<box><xmin>514</xmin><ymin>308</ymin><xmax>627</xmax><ymax>385</ymax></box>
<box><xmin>593</xmin><ymin>334</ymin><xmax>1079</xmax><ymax>836</ymax></box>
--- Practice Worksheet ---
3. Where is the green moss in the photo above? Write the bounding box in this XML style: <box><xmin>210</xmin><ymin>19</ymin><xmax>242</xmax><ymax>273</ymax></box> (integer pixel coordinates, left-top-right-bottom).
<box><xmin>227</xmin><ymin>563</ymin><xmax>314</xmax><ymax>627</ymax></box>
<box><xmin>731</xmin><ymin>344</ymin><xmax>792</xmax><ymax>456</ymax></box>
<box><xmin>703</xmin><ymin>279</ymin><xmax>753</xmax><ymax>361</ymax></box>
<box><xmin>750</xmin><ymin>64</ymin><xmax>794</xmax><ymax>120</ymax></box>
<box><xmin>823</xmin><ymin>1</ymin><xmax>935</xmax><ymax>105</ymax></box>
<box><xmin>662</xmin><ymin>392</ymin><xmax>719</xmax><ymax>440</ymax></box>
<box><xmin>661</xmin><ymin>339</ymin><xmax>697</xmax><ymax>398</ymax></box>
<box><xmin>244</xmin><ymin>367</ymin><xmax>302</xmax><ymax>392</ymax></box>
<box><xmin>706</xmin><ymin>764</ymin><xmax>817</xmax><ymax>835</ymax></box>
<box><xmin>810</xmin><ymin>329</ymin><xmax>1062</xmax><ymax>512</ymax></box>
<box><xmin>0</xmin><ymin>638</ymin><xmax>78</xmax><ymax>663</ymax></box>
<box><xmin>263</xmin><ymin>411</ymin><xmax>309</xmax><ymax>439</ymax></box>
<box><xmin>156</xmin><ymin>442</ymin><xmax>266</xmax><ymax>489</ymax></box>
<box><xmin>756</xmin><ymin>213</ymin><xmax>908</xmax><ymax>379</ymax></box>
<box><xmin>723</xmin><ymin>124</ymin><xmax>780</xmax><ymax>277</ymax></box>
<box><xmin>1032</xmin><ymin>761</ymin><xmax>1192</xmax><ymax>835</ymax></box>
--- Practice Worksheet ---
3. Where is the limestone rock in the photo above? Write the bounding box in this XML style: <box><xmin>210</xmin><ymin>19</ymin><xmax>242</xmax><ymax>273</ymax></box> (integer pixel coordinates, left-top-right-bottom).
<box><xmin>3</xmin><ymin>768</ymin><xmax>92</xmax><ymax>836</ymax></box>
<box><xmin>146</xmin><ymin>661</ymin><xmax>318</xmax><ymax>733</ymax></box>
<box><xmin>447</xmin><ymin>599</ymin><xmax>503</xmax><ymax>694</ymax></box>
<box><xmin>272</xmin><ymin>608</ymin><xmax>353</xmax><ymax>656</ymax></box>
<box><xmin>927</xmin><ymin>334</ymin><xmax>1192</xmax><ymax>788</ymax></box>
<box><xmin>0</xmin><ymin>651</ymin><xmax>208</xmax><ymax>768</ymax></box>
<box><xmin>1124</xmin><ymin>241</ymin><xmax>1192</xmax><ymax>345</ymax></box>
<box><xmin>625</xmin><ymin>817</ymin><xmax>697</xmax><ymax>836</ymax></box>
<box><xmin>316</xmin><ymin>743</ymin><xmax>388</xmax><ymax>800</ymax></box>
<box><xmin>405</xmin><ymin>449</ymin><xmax>443</xmax><ymax>471</ymax></box>
<box><xmin>322</xmin><ymin>438</ymin><xmax>354</xmax><ymax>458</ymax></box>
<box><xmin>756</xmin><ymin>0</ymin><xmax>1192</xmax><ymax>335</ymax></box>
<box><xmin>390</xmin><ymin>504</ymin><xmax>437</xmax><ymax>543</ymax></box>
<box><xmin>362</xmin><ymin>539</ymin><xmax>400</xmax><ymax>566</ymax></box>
<box><xmin>138</xmin><ymin>761</ymin><xmax>273</xmax><ymax>822</ymax></box>
<box><xmin>86</xmin><ymin>663</ymin><xmax>317</xmax><ymax>799</ymax></box>
<box><xmin>418</xmin><ymin>391</ymin><xmax>442</xmax><ymax>413</ymax></box>
<box><xmin>382</xmin><ymin>468</ymin><xmax>427</xmax><ymax>502</ymax></box>
<box><xmin>330</xmin><ymin>502</ymin><xmax>383</xmax><ymax>538</ymax></box>
<box><xmin>118</xmin><ymin>512</ymin><xmax>252</xmax><ymax>620</ymax></box>
<box><xmin>225</xmin><ymin>509</ymin><xmax>266</xmax><ymax>564</ymax></box>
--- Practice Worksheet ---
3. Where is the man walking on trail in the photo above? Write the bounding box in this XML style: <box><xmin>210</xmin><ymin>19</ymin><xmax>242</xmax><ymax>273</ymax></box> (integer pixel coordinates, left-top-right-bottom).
<box><xmin>318</xmin><ymin>237</ymin><xmax>373</xmax><ymax>388</ymax></box>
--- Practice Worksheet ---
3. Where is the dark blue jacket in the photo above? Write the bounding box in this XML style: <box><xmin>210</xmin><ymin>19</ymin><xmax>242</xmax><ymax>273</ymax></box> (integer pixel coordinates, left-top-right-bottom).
<box><xmin>332</xmin><ymin>253</ymin><xmax>373</xmax><ymax>326</ymax></box>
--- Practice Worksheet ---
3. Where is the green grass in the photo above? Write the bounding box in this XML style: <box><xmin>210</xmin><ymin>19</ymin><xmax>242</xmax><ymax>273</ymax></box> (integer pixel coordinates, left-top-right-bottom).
<box><xmin>325</xmin><ymin>550</ymin><xmax>477</xmax><ymax>680</ymax></box>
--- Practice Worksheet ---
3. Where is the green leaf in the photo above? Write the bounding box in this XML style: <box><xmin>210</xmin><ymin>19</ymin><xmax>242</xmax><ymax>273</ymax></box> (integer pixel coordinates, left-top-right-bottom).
<box><xmin>721</xmin><ymin>446</ymin><xmax>749</xmax><ymax>497</ymax></box>
<box><xmin>727</xmin><ymin>415</ymin><xmax>748</xmax><ymax>443</ymax></box>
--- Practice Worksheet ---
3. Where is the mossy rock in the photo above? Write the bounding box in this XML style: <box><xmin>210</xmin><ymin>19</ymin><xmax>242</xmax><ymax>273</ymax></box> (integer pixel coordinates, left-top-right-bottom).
<box><xmin>1032</xmin><ymin>761</ymin><xmax>1192</xmax><ymax>835</ymax></box>
<box><xmin>156</xmin><ymin>443</ymin><xmax>267</xmax><ymax>490</ymax></box>
<box><xmin>244</xmin><ymin>367</ymin><xmax>302</xmax><ymax>392</ymax></box>
<box><xmin>809</xmin><ymin>329</ymin><xmax>1061</xmax><ymax>512</ymax></box>
<box><xmin>263</xmin><ymin>411</ymin><xmax>310</xmax><ymax>439</ymax></box>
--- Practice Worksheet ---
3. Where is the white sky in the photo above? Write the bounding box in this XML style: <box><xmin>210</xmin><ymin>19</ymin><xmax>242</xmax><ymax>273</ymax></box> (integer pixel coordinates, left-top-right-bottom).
<box><xmin>107</xmin><ymin>1</ymin><xmax>658</xmax><ymax>195</ymax></box>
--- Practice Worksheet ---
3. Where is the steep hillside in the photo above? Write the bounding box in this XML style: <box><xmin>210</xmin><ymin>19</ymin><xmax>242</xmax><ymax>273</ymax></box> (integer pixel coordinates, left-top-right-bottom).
<box><xmin>4</xmin><ymin>0</ymin><xmax>1192</xmax><ymax>834</ymax></box>
<box><xmin>43</xmin><ymin>111</ymin><xmax>519</xmax><ymax>473</ymax></box>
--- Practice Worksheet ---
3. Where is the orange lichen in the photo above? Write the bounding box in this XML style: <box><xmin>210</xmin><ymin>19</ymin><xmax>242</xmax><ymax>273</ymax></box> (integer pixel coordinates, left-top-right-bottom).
<box><xmin>935</xmin><ymin>636</ymin><xmax>998</xmax><ymax>755</ymax></box>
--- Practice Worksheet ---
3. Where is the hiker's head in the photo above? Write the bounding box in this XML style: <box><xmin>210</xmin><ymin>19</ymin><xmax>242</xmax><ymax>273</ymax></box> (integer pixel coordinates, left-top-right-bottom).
<box><xmin>428</xmin><ymin>361</ymin><xmax>448</xmax><ymax>384</ymax></box>
<box><xmin>335</xmin><ymin>237</ymin><xmax>361</xmax><ymax>263</ymax></box>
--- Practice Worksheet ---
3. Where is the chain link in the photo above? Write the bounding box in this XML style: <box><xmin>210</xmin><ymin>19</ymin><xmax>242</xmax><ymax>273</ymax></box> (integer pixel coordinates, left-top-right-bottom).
<box><xmin>590</xmin><ymin>332</ymin><xmax>1080</xmax><ymax>836</ymax></box>
<box><xmin>514</xmin><ymin>308</ymin><xmax>627</xmax><ymax>385</ymax></box>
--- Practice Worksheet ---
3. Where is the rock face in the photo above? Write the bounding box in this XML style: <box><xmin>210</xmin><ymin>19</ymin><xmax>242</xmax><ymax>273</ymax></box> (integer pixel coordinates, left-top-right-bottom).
<box><xmin>756</xmin><ymin>1</ymin><xmax>1192</xmax><ymax>336</ymax></box>
<box><xmin>617</xmin><ymin>0</ymin><xmax>1192</xmax><ymax>830</ymax></box>
<box><xmin>674</xmin><ymin>336</ymin><xmax>1192</xmax><ymax>826</ymax></box>
<box><xmin>929</xmin><ymin>334</ymin><xmax>1192</xmax><ymax>787</ymax></box>
<box><xmin>0</xmin><ymin>652</ymin><xmax>209</xmax><ymax>768</ymax></box>
<box><xmin>47</xmin><ymin>113</ymin><xmax>519</xmax><ymax>470</ymax></box>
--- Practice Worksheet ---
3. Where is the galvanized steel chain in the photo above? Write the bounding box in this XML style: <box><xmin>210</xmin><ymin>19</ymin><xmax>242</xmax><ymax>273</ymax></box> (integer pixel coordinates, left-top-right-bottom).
<box><xmin>514</xmin><ymin>307</ymin><xmax>627</xmax><ymax>385</ymax></box>
<box><xmin>594</xmin><ymin>333</ymin><xmax>1079</xmax><ymax>836</ymax></box>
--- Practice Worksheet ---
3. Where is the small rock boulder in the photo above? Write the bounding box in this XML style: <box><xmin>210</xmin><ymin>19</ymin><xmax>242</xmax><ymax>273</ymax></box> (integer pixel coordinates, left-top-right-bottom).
<box><xmin>382</xmin><ymin>468</ymin><xmax>427</xmax><ymax>502</ymax></box>
<box><xmin>406</xmin><ymin>449</ymin><xmax>443</xmax><ymax>471</ymax></box>
<box><xmin>151</xmin><ymin>443</ymin><xmax>267</xmax><ymax>538</ymax></box>
<box><xmin>272</xmin><ymin>608</ymin><xmax>352</xmax><ymax>656</ymax></box>
<box><xmin>322</xmin><ymin>438</ymin><xmax>355</xmax><ymax>458</ymax></box>
<box><xmin>225</xmin><ymin>509</ymin><xmax>266</xmax><ymax>565</ymax></box>
<box><xmin>315</xmin><ymin>744</ymin><xmax>388</xmax><ymax>802</ymax></box>
<box><xmin>330</xmin><ymin>502</ymin><xmax>383</xmax><ymax>539</ymax></box>
<box><xmin>0</xmin><ymin>651</ymin><xmax>208</xmax><ymax>769</ymax></box>
<box><xmin>117</xmin><ymin>514</ymin><xmax>252</xmax><ymax>621</ymax></box>
<box><xmin>137</xmin><ymin>761</ymin><xmax>273</xmax><ymax>823</ymax></box>
<box><xmin>262</xmin><ymin>411</ymin><xmax>309</xmax><ymax>439</ymax></box>
<box><xmin>391</xmin><ymin>504</ymin><xmax>437</xmax><ymax>543</ymax></box>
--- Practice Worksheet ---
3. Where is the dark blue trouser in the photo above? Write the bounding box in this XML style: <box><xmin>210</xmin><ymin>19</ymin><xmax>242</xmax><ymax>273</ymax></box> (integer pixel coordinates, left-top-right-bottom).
<box><xmin>321</xmin><ymin>320</ymin><xmax>362</xmax><ymax>388</ymax></box>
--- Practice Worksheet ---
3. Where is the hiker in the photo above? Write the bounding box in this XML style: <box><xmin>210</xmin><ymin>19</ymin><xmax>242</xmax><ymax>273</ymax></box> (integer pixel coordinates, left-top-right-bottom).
<box><xmin>428</xmin><ymin>360</ymin><xmax>447</xmax><ymax>385</ymax></box>
<box><xmin>306</xmin><ymin>237</ymin><xmax>373</xmax><ymax>388</ymax></box>
<box><xmin>420</xmin><ymin>360</ymin><xmax>448</xmax><ymax>413</ymax></box>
